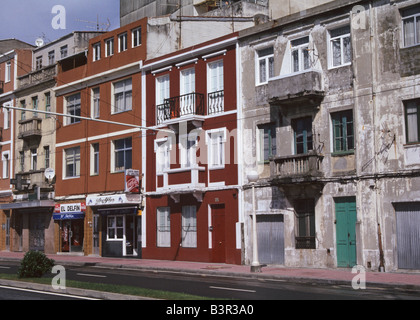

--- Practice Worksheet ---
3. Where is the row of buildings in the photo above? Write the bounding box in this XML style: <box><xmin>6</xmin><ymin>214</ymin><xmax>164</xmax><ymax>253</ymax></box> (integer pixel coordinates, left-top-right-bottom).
<box><xmin>0</xmin><ymin>0</ymin><xmax>420</xmax><ymax>271</ymax></box>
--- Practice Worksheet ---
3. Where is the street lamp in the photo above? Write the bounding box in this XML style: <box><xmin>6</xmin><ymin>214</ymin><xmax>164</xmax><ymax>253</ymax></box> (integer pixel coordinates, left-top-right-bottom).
<box><xmin>247</xmin><ymin>170</ymin><xmax>261</xmax><ymax>273</ymax></box>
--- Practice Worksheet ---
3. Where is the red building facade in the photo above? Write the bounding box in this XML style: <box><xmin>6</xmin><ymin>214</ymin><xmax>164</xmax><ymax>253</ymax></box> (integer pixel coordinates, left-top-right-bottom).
<box><xmin>142</xmin><ymin>34</ymin><xmax>241</xmax><ymax>264</ymax></box>
<box><xmin>53</xmin><ymin>19</ymin><xmax>147</xmax><ymax>257</ymax></box>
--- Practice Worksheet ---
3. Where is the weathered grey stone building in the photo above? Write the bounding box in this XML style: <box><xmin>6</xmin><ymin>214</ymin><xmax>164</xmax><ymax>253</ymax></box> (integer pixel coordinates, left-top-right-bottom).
<box><xmin>237</xmin><ymin>0</ymin><xmax>420</xmax><ymax>271</ymax></box>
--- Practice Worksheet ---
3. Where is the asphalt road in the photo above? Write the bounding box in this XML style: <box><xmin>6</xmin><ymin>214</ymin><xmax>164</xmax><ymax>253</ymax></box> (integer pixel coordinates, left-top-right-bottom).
<box><xmin>0</xmin><ymin>260</ymin><xmax>419</xmax><ymax>301</ymax></box>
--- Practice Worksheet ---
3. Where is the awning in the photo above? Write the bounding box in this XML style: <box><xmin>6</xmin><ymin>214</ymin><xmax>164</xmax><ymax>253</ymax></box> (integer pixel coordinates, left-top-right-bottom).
<box><xmin>53</xmin><ymin>212</ymin><xmax>85</xmax><ymax>220</ymax></box>
<box><xmin>96</xmin><ymin>206</ymin><xmax>137</xmax><ymax>215</ymax></box>
<box><xmin>0</xmin><ymin>200</ymin><xmax>55</xmax><ymax>210</ymax></box>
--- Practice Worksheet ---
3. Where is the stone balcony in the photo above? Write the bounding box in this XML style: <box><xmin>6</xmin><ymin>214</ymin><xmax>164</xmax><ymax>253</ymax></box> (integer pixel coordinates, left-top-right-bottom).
<box><xmin>267</xmin><ymin>70</ymin><xmax>325</xmax><ymax>107</ymax></box>
<box><xmin>18</xmin><ymin>117</ymin><xmax>42</xmax><ymax>140</ymax></box>
<box><xmin>17</xmin><ymin>64</ymin><xmax>56</xmax><ymax>90</ymax></box>
<box><xmin>270</xmin><ymin>151</ymin><xmax>324</xmax><ymax>185</ymax></box>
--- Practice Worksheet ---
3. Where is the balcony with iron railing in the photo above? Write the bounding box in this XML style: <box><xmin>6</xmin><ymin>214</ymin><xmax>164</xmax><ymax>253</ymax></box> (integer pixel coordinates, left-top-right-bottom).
<box><xmin>18</xmin><ymin>117</ymin><xmax>42</xmax><ymax>140</ymax></box>
<box><xmin>156</xmin><ymin>92</ymin><xmax>205</xmax><ymax>125</ymax></box>
<box><xmin>270</xmin><ymin>151</ymin><xmax>324</xmax><ymax>184</ymax></box>
<box><xmin>17</xmin><ymin>64</ymin><xmax>57</xmax><ymax>90</ymax></box>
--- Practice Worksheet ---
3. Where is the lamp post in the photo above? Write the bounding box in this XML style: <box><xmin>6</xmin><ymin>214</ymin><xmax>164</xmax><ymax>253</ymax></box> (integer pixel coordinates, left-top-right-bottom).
<box><xmin>247</xmin><ymin>170</ymin><xmax>261</xmax><ymax>273</ymax></box>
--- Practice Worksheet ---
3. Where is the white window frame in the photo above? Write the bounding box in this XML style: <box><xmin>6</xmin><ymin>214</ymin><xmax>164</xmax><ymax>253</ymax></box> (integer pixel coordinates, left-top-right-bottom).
<box><xmin>65</xmin><ymin>93</ymin><xmax>81</xmax><ymax>125</ymax></box>
<box><xmin>118</xmin><ymin>33</ymin><xmax>128</xmax><ymax>52</ymax></box>
<box><xmin>179</xmin><ymin>132</ymin><xmax>198</xmax><ymax>169</ymax></box>
<box><xmin>112</xmin><ymin>78</ymin><xmax>132</xmax><ymax>113</ymax></box>
<box><xmin>105</xmin><ymin>38</ymin><xmax>114</xmax><ymax>57</ymax></box>
<box><xmin>156</xmin><ymin>74</ymin><xmax>170</xmax><ymax>106</ymax></box>
<box><xmin>3</xmin><ymin>105</ymin><xmax>10</xmax><ymax>129</ymax></box>
<box><xmin>111</xmin><ymin>137</ymin><xmax>132</xmax><ymax>173</ymax></box>
<box><xmin>30</xmin><ymin>148</ymin><xmax>37</xmax><ymax>171</ymax></box>
<box><xmin>60</xmin><ymin>45</ymin><xmax>68</xmax><ymax>59</ymax></box>
<box><xmin>155</xmin><ymin>137</ymin><xmax>171</xmax><ymax>175</ymax></box>
<box><xmin>107</xmin><ymin>215</ymin><xmax>124</xmax><ymax>240</ymax></box>
<box><xmin>2</xmin><ymin>151</ymin><xmax>10</xmax><ymax>179</ymax></box>
<box><xmin>182</xmin><ymin>206</ymin><xmax>197</xmax><ymax>248</ymax></box>
<box><xmin>157</xmin><ymin>207</ymin><xmax>171</xmax><ymax>247</ymax></box>
<box><xmin>206</xmin><ymin>128</ymin><xmax>226</xmax><ymax>170</ymax></box>
<box><xmin>5</xmin><ymin>62</ymin><xmax>11</xmax><ymax>83</ymax></box>
<box><xmin>132</xmin><ymin>27</ymin><xmax>142</xmax><ymax>48</ymax></box>
<box><xmin>64</xmin><ymin>146</ymin><xmax>81</xmax><ymax>179</ymax></box>
<box><xmin>402</xmin><ymin>6</ymin><xmax>420</xmax><ymax>47</ymax></box>
<box><xmin>291</xmin><ymin>36</ymin><xmax>311</xmax><ymax>73</ymax></box>
<box><xmin>90</xmin><ymin>143</ymin><xmax>100</xmax><ymax>176</ymax></box>
<box><xmin>91</xmin><ymin>87</ymin><xmax>100</xmax><ymax>118</ymax></box>
<box><xmin>93</xmin><ymin>42</ymin><xmax>101</xmax><ymax>62</ymax></box>
<box><xmin>328</xmin><ymin>26</ymin><xmax>351</xmax><ymax>69</ymax></box>
<box><xmin>48</xmin><ymin>50</ymin><xmax>55</xmax><ymax>65</ymax></box>
<box><xmin>256</xmin><ymin>47</ymin><xmax>274</xmax><ymax>85</ymax></box>
<box><xmin>36</xmin><ymin>56</ymin><xmax>43</xmax><ymax>70</ymax></box>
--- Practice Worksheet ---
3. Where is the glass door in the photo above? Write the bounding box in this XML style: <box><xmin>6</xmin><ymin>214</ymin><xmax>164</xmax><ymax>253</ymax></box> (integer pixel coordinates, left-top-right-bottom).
<box><xmin>61</xmin><ymin>220</ymin><xmax>84</xmax><ymax>253</ymax></box>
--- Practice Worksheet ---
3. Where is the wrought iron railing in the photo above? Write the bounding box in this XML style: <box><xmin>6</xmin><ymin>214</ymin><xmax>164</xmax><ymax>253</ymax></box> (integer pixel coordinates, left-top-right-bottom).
<box><xmin>156</xmin><ymin>92</ymin><xmax>204</xmax><ymax>125</ymax></box>
<box><xmin>208</xmin><ymin>90</ymin><xmax>224</xmax><ymax>115</ymax></box>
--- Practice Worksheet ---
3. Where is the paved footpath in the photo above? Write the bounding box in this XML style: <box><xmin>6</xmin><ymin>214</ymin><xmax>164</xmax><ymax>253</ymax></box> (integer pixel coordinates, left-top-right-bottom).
<box><xmin>1</xmin><ymin>251</ymin><xmax>420</xmax><ymax>293</ymax></box>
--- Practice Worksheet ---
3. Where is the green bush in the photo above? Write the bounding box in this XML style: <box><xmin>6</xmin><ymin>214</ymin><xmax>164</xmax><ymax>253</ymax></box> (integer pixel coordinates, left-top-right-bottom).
<box><xmin>18</xmin><ymin>251</ymin><xmax>55</xmax><ymax>278</ymax></box>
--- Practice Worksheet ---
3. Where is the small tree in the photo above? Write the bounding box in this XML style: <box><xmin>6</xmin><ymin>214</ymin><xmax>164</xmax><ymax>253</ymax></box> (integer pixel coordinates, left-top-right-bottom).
<box><xmin>18</xmin><ymin>251</ymin><xmax>55</xmax><ymax>278</ymax></box>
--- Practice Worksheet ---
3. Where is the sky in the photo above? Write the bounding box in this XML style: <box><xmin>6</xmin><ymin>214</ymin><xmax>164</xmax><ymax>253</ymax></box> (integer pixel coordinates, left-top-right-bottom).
<box><xmin>0</xmin><ymin>0</ymin><xmax>121</xmax><ymax>46</ymax></box>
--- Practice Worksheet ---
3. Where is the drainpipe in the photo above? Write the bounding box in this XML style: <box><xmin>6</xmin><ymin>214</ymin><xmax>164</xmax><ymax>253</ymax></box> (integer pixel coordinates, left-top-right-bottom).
<box><xmin>369</xmin><ymin>1</ymin><xmax>385</xmax><ymax>272</ymax></box>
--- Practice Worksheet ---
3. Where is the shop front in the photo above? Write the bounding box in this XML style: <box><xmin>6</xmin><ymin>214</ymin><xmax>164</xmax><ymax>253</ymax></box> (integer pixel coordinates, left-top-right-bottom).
<box><xmin>86</xmin><ymin>194</ymin><xmax>142</xmax><ymax>258</ymax></box>
<box><xmin>54</xmin><ymin>202</ymin><xmax>86</xmax><ymax>254</ymax></box>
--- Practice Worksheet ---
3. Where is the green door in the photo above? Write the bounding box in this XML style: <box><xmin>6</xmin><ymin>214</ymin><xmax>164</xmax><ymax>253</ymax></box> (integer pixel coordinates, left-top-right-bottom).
<box><xmin>335</xmin><ymin>197</ymin><xmax>357</xmax><ymax>268</ymax></box>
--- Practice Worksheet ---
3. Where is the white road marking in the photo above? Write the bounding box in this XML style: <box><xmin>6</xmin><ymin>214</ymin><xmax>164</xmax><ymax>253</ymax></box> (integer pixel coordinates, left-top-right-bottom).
<box><xmin>0</xmin><ymin>266</ymin><xmax>11</xmax><ymax>269</ymax></box>
<box><xmin>209</xmin><ymin>286</ymin><xmax>256</xmax><ymax>293</ymax></box>
<box><xmin>0</xmin><ymin>285</ymin><xmax>100</xmax><ymax>300</ymax></box>
<box><xmin>76</xmin><ymin>273</ymin><xmax>107</xmax><ymax>278</ymax></box>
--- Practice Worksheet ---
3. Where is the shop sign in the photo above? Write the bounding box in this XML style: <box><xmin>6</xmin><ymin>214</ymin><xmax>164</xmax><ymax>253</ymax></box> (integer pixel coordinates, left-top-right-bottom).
<box><xmin>125</xmin><ymin>169</ymin><xmax>141</xmax><ymax>194</ymax></box>
<box><xmin>86</xmin><ymin>194</ymin><xmax>141</xmax><ymax>207</ymax></box>
<box><xmin>53</xmin><ymin>202</ymin><xmax>86</xmax><ymax>220</ymax></box>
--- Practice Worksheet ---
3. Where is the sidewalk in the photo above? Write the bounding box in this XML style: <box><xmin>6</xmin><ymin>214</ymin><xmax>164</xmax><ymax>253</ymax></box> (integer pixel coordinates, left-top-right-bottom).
<box><xmin>1</xmin><ymin>251</ymin><xmax>420</xmax><ymax>293</ymax></box>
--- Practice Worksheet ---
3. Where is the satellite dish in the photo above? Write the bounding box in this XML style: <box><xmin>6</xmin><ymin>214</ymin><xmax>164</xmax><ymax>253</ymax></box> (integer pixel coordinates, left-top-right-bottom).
<box><xmin>44</xmin><ymin>168</ymin><xmax>55</xmax><ymax>181</ymax></box>
<box><xmin>35</xmin><ymin>38</ymin><xmax>44</xmax><ymax>47</ymax></box>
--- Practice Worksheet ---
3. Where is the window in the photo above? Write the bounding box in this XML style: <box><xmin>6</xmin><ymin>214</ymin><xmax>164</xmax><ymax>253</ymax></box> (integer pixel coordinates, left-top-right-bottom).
<box><xmin>295</xmin><ymin>199</ymin><xmax>316</xmax><ymax>249</ymax></box>
<box><xmin>132</xmin><ymin>27</ymin><xmax>141</xmax><ymax>47</ymax></box>
<box><xmin>93</xmin><ymin>42</ymin><xmax>101</xmax><ymax>61</ymax></box>
<box><xmin>291</xmin><ymin>37</ymin><xmax>310</xmax><ymax>73</ymax></box>
<box><xmin>91</xmin><ymin>143</ymin><xmax>99</xmax><ymax>175</ymax></box>
<box><xmin>92</xmin><ymin>87</ymin><xmax>100</xmax><ymax>118</ymax></box>
<box><xmin>48</xmin><ymin>51</ymin><xmax>55</xmax><ymax>65</ymax></box>
<box><xmin>256</xmin><ymin>47</ymin><xmax>274</xmax><ymax>85</ymax></box>
<box><xmin>2</xmin><ymin>152</ymin><xmax>10</xmax><ymax>179</ymax></box>
<box><xmin>402</xmin><ymin>6</ymin><xmax>420</xmax><ymax>47</ymax></box>
<box><xmin>36</xmin><ymin>56</ymin><xmax>43</xmax><ymax>70</ymax></box>
<box><xmin>156</xmin><ymin>74</ymin><xmax>170</xmax><ymax>106</ymax></box>
<box><xmin>156</xmin><ymin>139</ymin><xmax>170</xmax><ymax>174</ymax></box>
<box><xmin>3</xmin><ymin>106</ymin><xmax>10</xmax><ymax>129</ymax></box>
<box><xmin>329</xmin><ymin>26</ymin><xmax>351</xmax><ymax>68</ymax></box>
<box><xmin>19</xmin><ymin>151</ymin><xmax>24</xmax><ymax>172</ymax></box>
<box><xmin>292</xmin><ymin>117</ymin><xmax>313</xmax><ymax>155</ymax></box>
<box><xmin>207</xmin><ymin>60</ymin><xmax>224</xmax><ymax>114</ymax></box>
<box><xmin>30</xmin><ymin>148</ymin><xmax>37</xmax><ymax>171</ymax></box>
<box><xmin>258</xmin><ymin>124</ymin><xmax>276</xmax><ymax>164</ymax></box>
<box><xmin>107</xmin><ymin>216</ymin><xmax>124</xmax><ymax>240</ymax></box>
<box><xmin>65</xmin><ymin>147</ymin><xmax>80</xmax><ymax>178</ymax></box>
<box><xmin>60</xmin><ymin>45</ymin><xmax>68</xmax><ymax>59</ymax></box>
<box><xmin>157</xmin><ymin>207</ymin><xmax>170</xmax><ymax>247</ymax></box>
<box><xmin>65</xmin><ymin>93</ymin><xmax>81</xmax><ymax>125</ymax></box>
<box><xmin>5</xmin><ymin>62</ymin><xmax>11</xmax><ymax>83</ymax></box>
<box><xmin>207</xmin><ymin>129</ymin><xmax>226</xmax><ymax>169</ymax></box>
<box><xmin>118</xmin><ymin>33</ymin><xmax>128</xmax><ymax>52</ymax></box>
<box><xmin>45</xmin><ymin>92</ymin><xmax>51</xmax><ymax>118</ymax></box>
<box><xmin>182</xmin><ymin>206</ymin><xmax>197</xmax><ymax>248</ymax></box>
<box><xmin>331</xmin><ymin>110</ymin><xmax>354</xmax><ymax>153</ymax></box>
<box><xmin>20</xmin><ymin>100</ymin><xmax>26</xmax><ymax>121</ymax></box>
<box><xmin>180</xmin><ymin>134</ymin><xmax>197</xmax><ymax>168</ymax></box>
<box><xmin>180</xmin><ymin>68</ymin><xmax>195</xmax><ymax>115</ymax></box>
<box><xmin>113</xmin><ymin>78</ymin><xmax>132</xmax><ymax>113</ymax></box>
<box><xmin>44</xmin><ymin>146</ymin><xmax>50</xmax><ymax>169</ymax></box>
<box><xmin>113</xmin><ymin>138</ymin><xmax>132</xmax><ymax>172</ymax></box>
<box><xmin>105</xmin><ymin>38</ymin><xmax>114</xmax><ymax>57</ymax></box>
<box><xmin>405</xmin><ymin>100</ymin><xmax>420</xmax><ymax>144</ymax></box>
<box><xmin>32</xmin><ymin>96</ymin><xmax>38</xmax><ymax>118</ymax></box>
